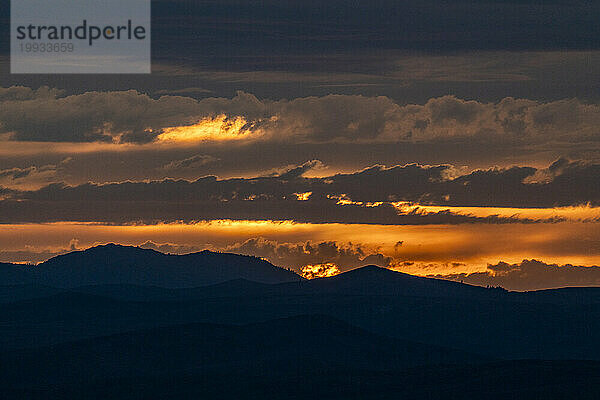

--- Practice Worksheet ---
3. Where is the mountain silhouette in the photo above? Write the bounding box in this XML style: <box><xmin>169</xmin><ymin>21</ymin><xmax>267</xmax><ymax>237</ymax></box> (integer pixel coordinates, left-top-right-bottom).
<box><xmin>2</xmin><ymin>247</ymin><xmax>600</xmax><ymax>398</ymax></box>
<box><xmin>0</xmin><ymin>262</ymin><xmax>35</xmax><ymax>285</ymax></box>
<box><xmin>47</xmin><ymin>265</ymin><xmax>507</xmax><ymax>303</ymax></box>
<box><xmin>1</xmin><ymin>315</ymin><xmax>599</xmax><ymax>399</ymax></box>
<box><xmin>20</xmin><ymin>244</ymin><xmax>302</xmax><ymax>288</ymax></box>
<box><xmin>0</xmin><ymin>315</ymin><xmax>486</xmax><ymax>388</ymax></box>
<box><xmin>305</xmin><ymin>264</ymin><xmax>505</xmax><ymax>298</ymax></box>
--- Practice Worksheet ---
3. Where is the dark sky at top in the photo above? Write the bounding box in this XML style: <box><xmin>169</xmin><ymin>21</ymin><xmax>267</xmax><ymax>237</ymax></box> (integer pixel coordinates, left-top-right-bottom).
<box><xmin>1</xmin><ymin>0</ymin><xmax>599</xmax><ymax>101</ymax></box>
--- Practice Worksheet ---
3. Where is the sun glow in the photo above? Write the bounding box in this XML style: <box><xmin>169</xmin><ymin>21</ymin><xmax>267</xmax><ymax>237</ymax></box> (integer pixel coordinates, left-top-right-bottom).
<box><xmin>301</xmin><ymin>263</ymin><xmax>341</xmax><ymax>279</ymax></box>
<box><xmin>157</xmin><ymin>115</ymin><xmax>259</xmax><ymax>143</ymax></box>
<box><xmin>294</xmin><ymin>192</ymin><xmax>313</xmax><ymax>201</ymax></box>
<box><xmin>1</xmin><ymin>220</ymin><xmax>600</xmax><ymax>275</ymax></box>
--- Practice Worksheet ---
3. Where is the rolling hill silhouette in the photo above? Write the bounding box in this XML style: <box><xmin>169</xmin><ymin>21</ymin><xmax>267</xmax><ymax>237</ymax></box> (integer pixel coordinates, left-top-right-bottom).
<box><xmin>2</xmin><ymin>314</ymin><xmax>599</xmax><ymax>399</ymax></box>
<box><xmin>18</xmin><ymin>244</ymin><xmax>302</xmax><ymax>288</ymax></box>
<box><xmin>0</xmin><ymin>315</ymin><xmax>485</xmax><ymax>386</ymax></box>
<box><xmin>2</xmin><ymin>246</ymin><xmax>600</xmax><ymax>398</ymax></box>
<box><xmin>305</xmin><ymin>264</ymin><xmax>506</xmax><ymax>298</ymax></box>
<box><xmin>62</xmin><ymin>265</ymin><xmax>504</xmax><ymax>302</ymax></box>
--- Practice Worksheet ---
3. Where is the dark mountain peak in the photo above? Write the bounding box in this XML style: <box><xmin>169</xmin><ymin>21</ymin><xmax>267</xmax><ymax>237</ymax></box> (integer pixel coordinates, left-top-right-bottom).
<box><xmin>41</xmin><ymin>243</ymin><xmax>164</xmax><ymax>269</ymax></box>
<box><xmin>343</xmin><ymin>264</ymin><xmax>404</xmax><ymax>276</ymax></box>
<box><xmin>324</xmin><ymin>264</ymin><xmax>418</xmax><ymax>282</ymax></box>
<box><xmin>98</xmin><ymin>243</ymin><xmax>120</xmax><ymax>248</ymax></box>
<box><xmin>351</xmin><ymin>264</ymin><xmax>386</xmax><ymax>272</ymax></box>
<box><xmin>86</xmin><ymin>243</ymin><xmax>126</xmax><ymax>251</ymax></box>
<box><xmin>80</xmin><ymin>243</ymin><xmax>161</xmax><ymax>255</ymax></box>
<box><xmin>29</xmin><ymin>243</ymin><xmax>301</xmax><ymax>288</ymax></box>
<box><xmin>48</xmin><ymin>243</ymin><xmax>158</xmax><ymax>259</ymax></box>
<box><xmin>308</xmin><ymin>264</ymin><xmax>493</xmax><ymax>298</ymax></box>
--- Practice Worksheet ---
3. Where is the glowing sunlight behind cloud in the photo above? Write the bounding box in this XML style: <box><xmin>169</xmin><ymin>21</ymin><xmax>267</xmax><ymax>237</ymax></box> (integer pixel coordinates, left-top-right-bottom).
<box><xmin>391</xmin><ymin>203</ymin><xmax>600</xmax><ymax>222</ymax></box>
<box><xmin>301</xmin><ymin>263</ymin><xmax>341</xmax><ymax>279</ymax></box>
<box><xmin>157</xmin><ymin>115</ymin><xmax>259</xmax><ymax>143</ymax></box>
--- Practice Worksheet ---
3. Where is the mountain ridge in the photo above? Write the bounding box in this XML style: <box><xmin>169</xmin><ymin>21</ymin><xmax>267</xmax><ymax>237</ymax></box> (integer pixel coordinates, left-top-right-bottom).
<box><xmin>16</xmin><ymin>243</ymin><xmax>302</xmax><ymax>288</ymax></box>
<box><xmin>2</xmin><ymin>244</ymin><xmax>600</xmax><ymax>298</ymax></box>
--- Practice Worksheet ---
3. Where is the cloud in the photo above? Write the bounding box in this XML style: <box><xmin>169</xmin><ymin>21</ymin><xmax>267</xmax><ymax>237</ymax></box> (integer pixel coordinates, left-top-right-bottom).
<box><xmin>0</xmin><ymin>158</ymin><xmax>596</xmax><ymax>224</ymax></box>
<box><xmin>275</xmin><ymin>160</ymin><xmax>324</xmax><ymax>180</ymax></box>
<box><xmin>320</xmin><ymin>158</ymin><xmax>600</xmax><ymax>208</ymax></box>
<box><xmin>225</xmin><ymin>237</ymin><xmax>391</xmax><ymax>271</ymax></box>
<box><xmin>437</xmin><ymin>259</ymin><xmax>600</xmax><ymax>291</ymax></box>
<box><xmin>0</xmin><ymin>238</ymin><xmax>80</xmax><ymax>264</ymax></box>
<box><xmin>2</xmin><ymin>86</ymin><xmax>600</xmax><ymax>150</ymax></box>
<box><xmin>0</xmin><ymin>88</ymin><xmax>202</xmax><ymax>143</ymax></box>
<box><xmin>155</xmin><ymin>87</ymin><xmax>212</xmax><ymax>96</ymax></box>
<box><xmin>0</xmin><ymin>190</ymin><xmax>542</xmax><ymax>225</ymax></box>
<box><xmin>438</xmin><ymin>159</ymin><xmax>600</xmax><ymax>207</ymax></box>
<box><xmin>161</xmin><ymin>154</ymin><xmax>219</xmax><ymax>171</ymax></box>
<box><xmin>0</xmin><ymin>86</ymin><xmax>64</xmax><ymax>101</ymax></box>
<box><xmin>0</xmin><ymin>158</ymin><xmax>71</xmax><ymax>190</ymax></box>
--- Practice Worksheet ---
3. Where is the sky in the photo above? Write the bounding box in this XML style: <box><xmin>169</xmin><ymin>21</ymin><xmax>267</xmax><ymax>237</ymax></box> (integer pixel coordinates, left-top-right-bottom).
<box><xmin>1</xmin><ymin>0</ymin><xmax>600</xmax><ymax>290</ymax></box>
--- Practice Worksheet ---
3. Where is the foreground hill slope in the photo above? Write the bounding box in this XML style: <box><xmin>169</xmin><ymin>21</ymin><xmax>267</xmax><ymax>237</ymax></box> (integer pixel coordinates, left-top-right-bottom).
<box><xmin>0</xmin><ymin>315</ymin><xmax>486</xmax><ymax>386</ymax></box>
<box><xmin>0</xmin><ymin>316</ymin><xmax>597</xmax><ymax>399</ymax></box>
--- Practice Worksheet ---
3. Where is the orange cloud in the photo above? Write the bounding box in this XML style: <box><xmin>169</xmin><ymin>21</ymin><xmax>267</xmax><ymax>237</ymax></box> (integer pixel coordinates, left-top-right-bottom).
<box><xmin>392</xmin><ymin>203</ymin><xmax>600</xmax><ymax>222</ymax></box>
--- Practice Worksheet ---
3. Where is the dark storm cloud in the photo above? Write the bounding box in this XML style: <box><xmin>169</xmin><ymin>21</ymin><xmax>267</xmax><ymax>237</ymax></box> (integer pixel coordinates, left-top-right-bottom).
<box><xmin>1</xmin><ymin>158</ymin><xmax>596</xmax><ymax>224</ymax></box>
<box><xmin>438</xmin><ymin>259</ymin><xmax>600</xmax><ymax>291</ymax></box>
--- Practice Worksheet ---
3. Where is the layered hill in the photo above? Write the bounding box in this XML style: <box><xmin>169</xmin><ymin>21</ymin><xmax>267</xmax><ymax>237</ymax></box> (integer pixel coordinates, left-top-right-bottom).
<box><xmin>1</xmin><ymin>263</ymin><xmax>599</xmax><ymax>361</ymax></box>
<box><xmin>7</xmin><ymin>244</ymin><xmax>302</xmax><ymax>288</ymax></box>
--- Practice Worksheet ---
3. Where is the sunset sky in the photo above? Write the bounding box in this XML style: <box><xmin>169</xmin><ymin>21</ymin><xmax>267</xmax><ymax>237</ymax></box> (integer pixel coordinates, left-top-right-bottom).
<box><xmin>1</xmin><ymin>0</ymin><xmax>600</xmax><ymax>290</ymax></box>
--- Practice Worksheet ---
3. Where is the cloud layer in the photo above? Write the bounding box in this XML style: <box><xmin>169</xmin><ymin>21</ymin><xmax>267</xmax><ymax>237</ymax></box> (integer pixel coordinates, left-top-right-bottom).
<box><xmin>225</xmin><ymin>237</ymin><xmax>390</xmax><ymax>270</ymax></box>
<box><xmin>0</xmin><ymin>158</ymin><xmax>598</xmax><ymax>224</ymax></box>
<box><xmin>1</xmin><ymin>87</ymin><xmax>599</xmax><ymax>152</ymax></box>
<box><xmin>438</xmin><ymin>259</ymin><xmax>600</xmax><ymax>291</ymax></box>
